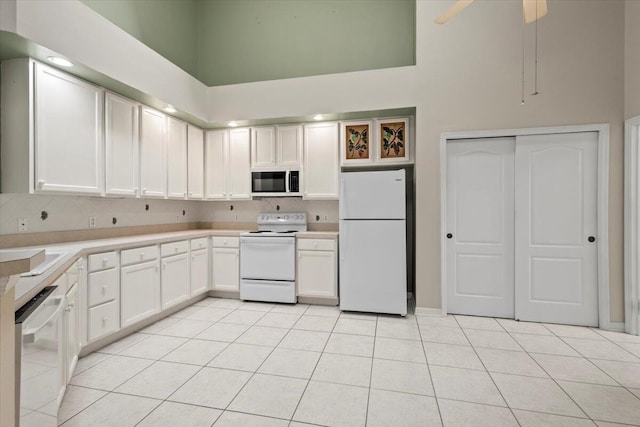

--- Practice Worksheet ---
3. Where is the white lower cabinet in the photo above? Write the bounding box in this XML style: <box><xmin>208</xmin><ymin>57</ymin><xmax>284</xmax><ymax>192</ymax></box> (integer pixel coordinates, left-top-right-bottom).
<box><xmin>121</xmin><ymin>259</ymin><xmax>160</xmax><ymax>328</ymax></box>
<box><xmin>86</xmin><ymin>251</ymin><xmax>120</xmax><ymax>343</ymax></box>
<box><xmin>297</xmin><ymin>238</ymin><xmax>338</xmax><ymax>300</ymax></box>
<box><xmin>211</xmin><ymin>237</ymin><xmax>240</xmax><ymax>292</ymax></box>
<box><xmin>191</xmin><ymin>249</ymin><xmax>209</xmax><ymax>295</ymax></box>
<box><xmin>161</xmin><ymin>252</ymin><xmax>190</xmax><ymax>309</ymax></box>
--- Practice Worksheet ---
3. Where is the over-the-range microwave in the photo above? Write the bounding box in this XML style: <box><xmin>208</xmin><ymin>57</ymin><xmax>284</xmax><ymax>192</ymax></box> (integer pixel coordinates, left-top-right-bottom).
<box><xmin>251</xmin><ymin>170</ymin><xmax>301</xmax><ymax>197</ymax></box>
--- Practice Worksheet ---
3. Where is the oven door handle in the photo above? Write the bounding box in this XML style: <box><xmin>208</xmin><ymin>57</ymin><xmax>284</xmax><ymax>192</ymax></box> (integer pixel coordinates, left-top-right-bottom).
<box><xmin>285</xmin><ymin>170</ymin><xmax>290</xmax><ymax>193</ymax></box>
<box><xmin>22</xmin><ymin>296</ymin><xmax>64</xmax><ymax>344</ymax></box>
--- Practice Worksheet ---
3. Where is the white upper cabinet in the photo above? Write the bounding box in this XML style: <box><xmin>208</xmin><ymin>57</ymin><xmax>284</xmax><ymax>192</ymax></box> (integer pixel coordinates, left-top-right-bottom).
<box><xmin>33</xmin><ymin>62</ymin><xmax>104</xmax><ymax>195</ymax></box>
<box><xmin>139</xmin><ymin>107</ymin><xmax>167</xmax><ymax>198</ymax></box>
<box><xmin>205</xmin><ymin>129</ymin><xmax>251</xmax><ymax>201</ymax></box>
<box><xmin>205</xmin><ymin>130</ymin><xmax>228</xmax><ymax>200</ymax></box>
<box><xmin>105</xmin><ymin>93</ymin><xmax>138</xmax><ymax>197</ymax></box>
<box><xmin>228</xmin><ymin>128</ymin><xmax>252</xmax><ymax>199</ymax></box>
<box><xmin>251</xmin><ymin>125</ymin><xmax>302</xmax><ymax>170</ymax></box>
<box><xmin>187</xmin><ymin>125</ymin><xmax>204</xmax><ymax>199</ymax></box>
<box><xmin>167</xmin><ymin>117</ymin><xmax>188</xmax><ymax>199</ymax></box>
<box><xmin>277</xmin><ymin>125</ymin><xmax>303</xmax><ymax>167</ymax></box>
<box><xmin>303</xmin><ymin>122</ymin><xmax>339</xmax><ymax>200</ymax></box>
<box><xmin>251</xmin><ymin>127</ymin><xmax>276</xmax><ymax>169</ymax></box>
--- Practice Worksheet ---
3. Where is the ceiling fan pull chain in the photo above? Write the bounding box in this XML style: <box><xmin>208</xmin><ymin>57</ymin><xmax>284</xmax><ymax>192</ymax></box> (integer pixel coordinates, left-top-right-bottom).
<box><xmin>532</xmin><ymin>0</ymin><xmax>540</xmax><ymax>96</ymax></box>
<box><xmin>521</xmin><ymin>10</ymin><xmax>525</xmax><ymax>105</ymax></box>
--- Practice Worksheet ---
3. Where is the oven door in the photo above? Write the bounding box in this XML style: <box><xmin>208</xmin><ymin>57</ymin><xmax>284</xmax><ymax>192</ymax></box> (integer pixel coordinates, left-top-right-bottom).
<box><xmin>240</xmin><ymin>236</ymin><xmax>295</xmax><ymax>281</ymax></box>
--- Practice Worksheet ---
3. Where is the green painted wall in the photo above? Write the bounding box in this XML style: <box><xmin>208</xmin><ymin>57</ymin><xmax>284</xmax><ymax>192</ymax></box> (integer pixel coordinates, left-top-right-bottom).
<box><xmin>81</xmin><ymin>0</ymin><xmax>200</xmax><ymax>77</ymax></box>
<box><xmin>197</xmin><ymin>0</ymin><xmax>415</xmax><ymax>86</ymax></box>
<box><xmin>81</xmin><ymin>0</ymin><xmax>416</xmax><ymax>86</ymax></box>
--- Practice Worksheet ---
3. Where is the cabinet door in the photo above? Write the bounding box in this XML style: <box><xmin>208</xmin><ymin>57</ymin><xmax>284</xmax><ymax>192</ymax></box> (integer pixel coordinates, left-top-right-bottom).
<box><xmin>229</xmin><ymin>128</ymin><xmax>252</xmax><ymax>199</ymax></box>
<box><xmin>205</xmin><ymin>130</ymin><xmax>228</xmax><ymax>200</ymax></box>
<box><xmin>251</xmin><ymin>127</ymin><xmax>276</xmax><ymax>168</ymax></box>
<box><xmin>139</xmin><ymin>107</ymin><xmax>167</xmax><ymax>198</ymax></box>
<box><xmin>121</xmin><ymin>260</ymin><xmax>160</xmax><ymax>327</ymax></box>
<box><xmin>105</xmin><ymin>93</ymin><xmax>138</xmax><ymax>196</ymax></box>
<box><xmin>212</xmin><ymin>247</ymin><xmax>239</xmax><ymax>291</ymax></box>
<box><xmin>167</xmin><ymin>118</ymin><xmax>188</xmax><ymax>199</ymax></box>
<box><xmin>277</xmin><ymin>125</ymin><xmax>303</xmax><ymax>167</ymax></box>
<box><xmin>297</xmin><ymin>250</ymin><xmax>337</xmax><ymax>298</ymax></box>
<box><xmin>34</xmin><ymin>62</ymin><xmax>103</xmax><ymax>194</ymax></box>
<box><xmin>161</xmin><ymin>253</ymin><xmax>190</xmax><ymax>309</ymax></box>
<box><xmin>191</xmin><ymin>249</ymin><xmax>209</xmax><ymax>295</ymax></box>
<box><xmin>65</xmin><ymin>283</ymin><xmax>80</xmax><ymax>382</ymax></box>
<box><xmin>303</xmin><ymin>122</ymin><xmax>339</xmax><ymax>199</ymax></box>
<box><xmin>187</xmin><ymin>126</ymin><xmax>204</xmax><ymax>199</ymax></box>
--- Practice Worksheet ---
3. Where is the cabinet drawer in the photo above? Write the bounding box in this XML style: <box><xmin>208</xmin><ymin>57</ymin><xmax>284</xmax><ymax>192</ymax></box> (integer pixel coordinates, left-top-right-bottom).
<box><xmin>297</xmin><ymin>238</ymin><xmax>336</xmax><ymax>251</ymax></box>
<box><xmin>88</xmin><ymin>269</ymin><xmax>118</xmax><ymax>307</ymax></box>
<box><xmin>88</xmin><ymin>300</ymin><xmax>119</xmax><ymax>342</ymax></box>
<box><xmin>190</xmin><ymin>238</ymin><xmax>209</xmax><ymax>251</ymax></box>
<box><xmin>121</xmin><ymin>245</ymin><xmax>159</xmax><ymax>266</ymax></box>
<box><xmin>212</xmin><ymin>236</ymin><xmax>239</xmax><ymax>248</ymax></box>
<box><xmin>88</xmin><ymin>252</ymin><xmax>118</xmax><ymax>272</ymax></box>
<box><xmin>161</xmin><ymin>240</ymin><xmax>189</xmax><ymax>257</ymax></box>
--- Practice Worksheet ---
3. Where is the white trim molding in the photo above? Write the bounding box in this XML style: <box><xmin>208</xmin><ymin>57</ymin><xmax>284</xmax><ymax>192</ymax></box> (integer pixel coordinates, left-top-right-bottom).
<box><xmin>415</xmin><ymin>307</ymin><xmax>444</xmax><ymax>316</ymax></box>
<box><xmin>440</xmin><ymin>124</ymin><xmax>611</xmax><ymax>329</ymax></box>
<box><xmin>625</xmin><ymin>115</ymin><xmax>640</xmax><ymax>336</ymax></box>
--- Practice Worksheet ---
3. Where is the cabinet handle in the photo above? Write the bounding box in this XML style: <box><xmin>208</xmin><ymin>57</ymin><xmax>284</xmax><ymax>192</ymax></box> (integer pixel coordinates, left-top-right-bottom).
<box><xmin>140</xmin><ymin>252</ymin><xmax>145</xmax><ymax>259</ymax></box>
<box><xmin>174</xmin><ymin>247</ymin><xmax>178</xmax><ymax>252</ymax></box>
<box><xmin>37</xmin><ymin>180</ymin><xmax>45</xmax><ymax>189</ymax></box>
<box><xmin>102</xmin><ymin>258</ymin><xmax>108</xmax><ymax>266</ymax></box>
<box><xmin>162</xmin><ymin>263</ymin><xmax>166</xmax><ymax>270</ymax></box>
<box><xmin>142</xmin><ymin>188</ymin><xmax>147</xmax><ymax>194</ymax></box>
<box><xmin>102</xmin><ymin>317</ymin><xmax>107</xmax><ymax>326</ymax></box>
<box><xmin>102</xmin><ymin>285</ymin><xmax>107</xmax><ymax>295</ymax></box>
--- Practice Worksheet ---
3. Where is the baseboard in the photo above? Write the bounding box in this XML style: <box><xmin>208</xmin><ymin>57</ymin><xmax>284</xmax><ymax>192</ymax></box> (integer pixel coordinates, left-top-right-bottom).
<box><xmin>415</xmin><ymin>306</ymin><xmax>443</xmax><ymax>316</ymax></box>
<box><xmin>609</xmin><ymin>321</ymin><xmax>625</xmax><ymax>332</ymax></box>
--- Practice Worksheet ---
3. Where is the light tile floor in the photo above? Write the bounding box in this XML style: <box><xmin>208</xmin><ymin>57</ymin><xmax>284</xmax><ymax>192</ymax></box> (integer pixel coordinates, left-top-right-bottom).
<box><xmin>60</xmin><ymin>298</ymin><xmax>640</xmax><ymax>426</ymax></box>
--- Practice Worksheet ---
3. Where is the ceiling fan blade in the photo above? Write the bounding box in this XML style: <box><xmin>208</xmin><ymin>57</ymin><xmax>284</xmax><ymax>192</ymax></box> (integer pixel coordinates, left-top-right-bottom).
<box><xmin>522</xmin><ymin>0</ymin><xmax>548</xmax><ymax>23</ymax></box>
<box><xmin>434</xmin><ymin>0</ymin><xmax>476</xmax><ymax>24</ymax></box>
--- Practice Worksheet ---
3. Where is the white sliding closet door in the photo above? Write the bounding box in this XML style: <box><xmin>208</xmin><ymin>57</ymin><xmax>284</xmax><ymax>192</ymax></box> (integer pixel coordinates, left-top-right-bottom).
<box><xmin>514</xmin><ymin>132</ymin><xmax>599</xmax><ymax>326</ymax></box>
<box><xmin>446</xmin><ymin>138</ymin><xmax>515</xmax><ymax>318</ymax></box>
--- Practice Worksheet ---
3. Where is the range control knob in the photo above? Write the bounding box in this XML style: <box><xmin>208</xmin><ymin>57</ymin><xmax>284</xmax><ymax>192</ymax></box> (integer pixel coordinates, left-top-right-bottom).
<box><xmin>285</xmin><ymin>215</ymin><xmax>289</xmax><ymax>220</ymax></box>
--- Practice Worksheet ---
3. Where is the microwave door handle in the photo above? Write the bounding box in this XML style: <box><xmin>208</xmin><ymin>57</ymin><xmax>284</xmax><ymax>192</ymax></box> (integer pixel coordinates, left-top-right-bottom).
<box><xmin>286</xmin><ymin>170</ymin><xmax>290</xmax><ymax>193</ymax></box>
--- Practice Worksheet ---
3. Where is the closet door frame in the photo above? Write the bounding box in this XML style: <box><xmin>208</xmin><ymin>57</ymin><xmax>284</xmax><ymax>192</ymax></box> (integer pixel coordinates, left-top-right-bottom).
<box><xmin>625</xmin><ymin>116</ymin><xmax>640</xmax><ymax>336</ymax></box>
<box><xmin>440</xmin><ymin>124</ymin><xmax>610</xmax><ymax>330</ymax></box>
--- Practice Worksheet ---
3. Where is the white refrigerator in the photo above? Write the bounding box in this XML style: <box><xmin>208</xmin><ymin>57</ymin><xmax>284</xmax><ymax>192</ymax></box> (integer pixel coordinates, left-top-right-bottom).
<box><xmin>339</xmin><ymin>169</ymin><xmax>407</xmax><ymax>316</ymax></box>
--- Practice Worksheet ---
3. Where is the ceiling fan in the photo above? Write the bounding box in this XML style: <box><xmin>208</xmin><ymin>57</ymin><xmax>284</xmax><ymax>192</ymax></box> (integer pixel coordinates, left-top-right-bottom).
<box><xmin>434</xmin><ymin>0</ymin><xmax>548</xmax><ymax>24</ymax></box>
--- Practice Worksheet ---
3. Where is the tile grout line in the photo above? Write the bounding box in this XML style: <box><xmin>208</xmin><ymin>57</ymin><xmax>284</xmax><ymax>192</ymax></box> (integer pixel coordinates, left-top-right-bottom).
<box><xmin>363</xmin><ymin>315</ymin><xmax>379</xmax><ymax>427</ymax></box>
<box><xmin>452</xmin><ymin>315</ymin><xmax>524</xmax><ymax>427</ymax></box>
<box><xmin>417</xmin><ymin>312</ymin><xmax>446</xmax><ymax>427</ymax></box>
<box><xmin>503</xmin><ymin>323</ymin><xmax>597</xmax><ymax>422</ymax></box>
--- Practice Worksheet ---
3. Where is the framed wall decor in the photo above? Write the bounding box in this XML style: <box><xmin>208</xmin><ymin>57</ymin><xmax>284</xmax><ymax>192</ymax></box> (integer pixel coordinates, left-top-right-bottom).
<box><xmin>341</xmin><ymin>121</ymin><xmax>373</xmax><ymax>165</ymax></box>
<box><xmin>377</xmin><ymin>118</ymin><xmax>410</xmax><ymax>163</ymax></box>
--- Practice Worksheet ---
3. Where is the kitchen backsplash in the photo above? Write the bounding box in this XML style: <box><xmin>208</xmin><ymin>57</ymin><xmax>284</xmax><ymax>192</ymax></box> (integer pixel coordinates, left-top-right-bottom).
<box><xmin>197</xmin><ymin>198</ymin><xmax>338</xmax><ymax>225</ymax></box>
<box><xmin>0</xmin><ymin>194</ymin><xmax>199</xmax><ymax>235</ymax></box>
<box><xmin>0</xmin><ymin>194</ymin><xmax>338</xmax><ymax>235</ymax></box>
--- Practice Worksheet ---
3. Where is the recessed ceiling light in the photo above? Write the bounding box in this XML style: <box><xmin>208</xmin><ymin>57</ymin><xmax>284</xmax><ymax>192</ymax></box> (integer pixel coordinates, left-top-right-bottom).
<box><xmin>228</xmin><ymin>121</ymin><xmax>238</xmax><ymax>127</ymax></box>
<box><xmin>163</xmin><ymin>105</ymin><xmax>177</xmax><ymax>114</ymax></box>
<box><xmin>47</xmin><ymin>56</ymin><xmax>73</xmax><ymax>67</ymax></box>
<box><xmin>313</xmin><ymin>114</ymin><xmax>323</xmax><ymax>121</ymax></box>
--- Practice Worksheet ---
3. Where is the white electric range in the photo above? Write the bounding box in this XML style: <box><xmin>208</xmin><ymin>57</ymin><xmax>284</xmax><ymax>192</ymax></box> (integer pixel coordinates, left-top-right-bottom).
<box><xmin>239</xmin><ymin>213</ymin><xmax>307</xmax><ymax>303</ymax></box>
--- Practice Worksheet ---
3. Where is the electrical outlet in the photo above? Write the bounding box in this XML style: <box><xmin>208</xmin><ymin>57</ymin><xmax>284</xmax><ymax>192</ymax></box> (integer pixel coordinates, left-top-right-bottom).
<box><xmin>323</xmin><ymin>215</ymin><xmax>329</xmax><ymax>222</ymax></box>
<box><xmin>234</xmin><ymin>214</ymin><xmax>239</xmax><ymax>222</ymax></box>
<box><xmin>17</xmin><ymin>217</ymin><xmax>28</xmax><ymax>232</ymax></box>
<box><xmin>88</xmin><ymin>216</ymin><xmax>96</xmax><ymax>228</ymax></box>
<box><xmin>176</xmin><ymin>215</ymin><xmax>180</xmax><ymax>223</ymax></box>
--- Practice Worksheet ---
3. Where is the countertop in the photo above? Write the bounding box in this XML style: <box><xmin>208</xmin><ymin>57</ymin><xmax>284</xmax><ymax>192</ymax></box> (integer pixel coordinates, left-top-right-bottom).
<box><xmin>4</xmin><ymin>228</ymin><xmax>337</xmax><ymax>310</ymax></box>
<box><xmin>0</xmin><ymin>249</ymin><xmax>46</xmax><ymax>295</ymax></box>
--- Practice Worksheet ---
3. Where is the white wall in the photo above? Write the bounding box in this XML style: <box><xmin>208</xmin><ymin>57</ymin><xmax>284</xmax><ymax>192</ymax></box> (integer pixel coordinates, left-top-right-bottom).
<box><xmin>1</xmin><ymin>0</ymin><xmax>209</xmax><ymax>120</ymax></box>
<box><xmin>1</xmin><ymin>0</ymin><xmax>629</xmax><ymax>321</ymax></box>
<box><xmin>626</xmin><ymin>0</ymin><xmax>640</xmax><ymax>119</ymax></box>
